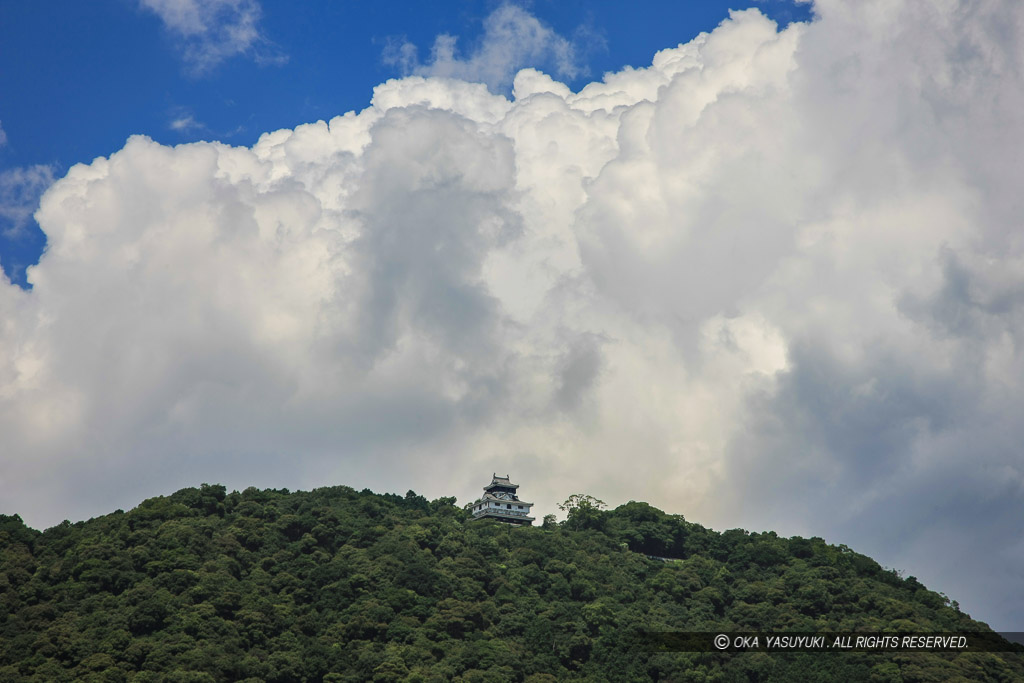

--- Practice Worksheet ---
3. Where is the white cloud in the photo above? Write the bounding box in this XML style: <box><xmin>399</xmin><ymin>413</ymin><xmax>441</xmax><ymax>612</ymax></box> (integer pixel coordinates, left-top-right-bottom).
<box><xmin>385</xmin><ymin>4</ymin><xmax>585</xmax><ymax>92</ymax></box>
<box><xmin>0</xmin><ymin>120</ymin><xmax>7</xmax><ymax>147</ymax></box>
<box><xmin>140</xmin><ymin>0</ymin><xmax>285</xmax><ymax>74</ymax></box>
<box><xmin>169</xmin><ymin>112</ymin><xmax>205</xmax><ymax>133</ymax></box>
<box><xmin>0</xmin><ymin>164</ymin><xmax>56</xmax><ymax>237</ymax></box>
<box><xmin>3</xmin><ymin>0</ymin><xmax>1024</xmax><ymax>631</ymax></box>
<box><xmin>169</xmin><ymin>115</ymin><xmax>195</xmax><ymax>131</ymax></box>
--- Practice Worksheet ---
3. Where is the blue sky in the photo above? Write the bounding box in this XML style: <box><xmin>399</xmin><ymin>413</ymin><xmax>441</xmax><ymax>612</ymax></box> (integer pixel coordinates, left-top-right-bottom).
<box><xmin>3</xmin><ymin>0</ymin><xmax>1024</xmax><ymax>634</ymax></box>
<box><xmin>0</xmin><ymin>0</ymin><xmax>809</xmax><ymax>287</ymax></box>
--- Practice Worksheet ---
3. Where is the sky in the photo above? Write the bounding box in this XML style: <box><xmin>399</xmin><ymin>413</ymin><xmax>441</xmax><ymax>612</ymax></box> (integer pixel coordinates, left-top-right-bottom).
<box><xmin>1</xmin><ymin>0</ymin><xmax>1022</xmax><ymax>632</ymax></box>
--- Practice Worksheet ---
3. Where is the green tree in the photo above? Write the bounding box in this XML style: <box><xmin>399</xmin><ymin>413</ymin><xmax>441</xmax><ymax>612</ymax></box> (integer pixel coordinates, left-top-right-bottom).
<box><xmin>558</xmin><ymin>494</ymin><xmax>607</xmax><ymax>531</ymax></box>
<box><xmin>2</xmin><ymin>483</ymin><xmax>1020</xmax><ymax>682</ymax></box>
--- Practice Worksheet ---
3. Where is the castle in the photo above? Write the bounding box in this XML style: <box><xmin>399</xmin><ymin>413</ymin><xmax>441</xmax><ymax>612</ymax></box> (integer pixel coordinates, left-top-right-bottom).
<box><xmin>466</xmin><ymin>474</ymin><xmax>535</xmax><ymax>526</ymax></box>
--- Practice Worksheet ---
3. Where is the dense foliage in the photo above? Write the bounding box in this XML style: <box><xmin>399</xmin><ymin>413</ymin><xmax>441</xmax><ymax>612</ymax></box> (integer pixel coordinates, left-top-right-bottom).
<box><xmin>1</xmin><ymin>484</ymin><xmax>1021</xmax><ymax>682</ymax></box>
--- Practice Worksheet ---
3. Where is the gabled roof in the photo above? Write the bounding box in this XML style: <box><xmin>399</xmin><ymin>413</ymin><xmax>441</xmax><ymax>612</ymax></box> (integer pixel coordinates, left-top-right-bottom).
<box><xmin>484</xmin><ymin>473</ymin><xmax>519</xmax><ymax>490</ymax></box>
<box><xmin>478</xmin><ymin>491</ymin><xmax>532</xmax><ymax>506</ymax></box>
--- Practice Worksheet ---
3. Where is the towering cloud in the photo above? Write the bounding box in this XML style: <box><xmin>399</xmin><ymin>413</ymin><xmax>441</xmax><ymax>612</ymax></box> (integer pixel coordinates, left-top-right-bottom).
<box><xmin>2</xmin><ymin>0</ymin><xmax>1022</xmax><ymax>629</ymax></box>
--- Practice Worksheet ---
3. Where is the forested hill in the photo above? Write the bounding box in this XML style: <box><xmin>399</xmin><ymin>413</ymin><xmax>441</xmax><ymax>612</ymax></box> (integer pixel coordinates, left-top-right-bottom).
<box><xmin>1</xmin><ymin>485</ymin><xmax>1021</xmax><ymax>682</ymax></box>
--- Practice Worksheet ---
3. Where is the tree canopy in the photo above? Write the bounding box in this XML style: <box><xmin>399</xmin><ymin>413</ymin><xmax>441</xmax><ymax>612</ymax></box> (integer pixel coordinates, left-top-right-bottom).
<box><xmin>1</xmin><ymin>484</ymin><xmax>1020</xmax><ymax>681</ymax></box>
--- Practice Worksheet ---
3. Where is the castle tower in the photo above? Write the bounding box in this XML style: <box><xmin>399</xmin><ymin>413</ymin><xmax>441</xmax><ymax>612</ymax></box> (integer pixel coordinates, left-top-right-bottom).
<box><xmin>466</xmin><ymin>474</ymin><xmax>535</xmax><ymax>525</ymax></box>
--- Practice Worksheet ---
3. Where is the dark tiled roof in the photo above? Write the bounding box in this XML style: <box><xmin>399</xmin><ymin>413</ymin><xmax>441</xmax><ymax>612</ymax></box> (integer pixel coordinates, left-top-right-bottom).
<box><xmin>478</xmin><ymin>491</ymin><xmax>532</xmax><ymax>505</ymax></box>
<box><xmin>485</xmin><ymin>473</ymin><xmax>519</xmax><ymax>490</ymax></box>
<box><xmin>465</xmin><ymin>491</ymin><xmax>533</xmax><ymax>506</ymax></box>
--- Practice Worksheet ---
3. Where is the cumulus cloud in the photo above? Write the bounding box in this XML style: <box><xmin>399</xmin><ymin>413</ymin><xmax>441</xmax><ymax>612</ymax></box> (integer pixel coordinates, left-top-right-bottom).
<box><xmin>0</xmin><ymin>120</ymin><xmax>7</xmax><ymax>148</ymax></box>
<box><xmin>3</xmin><ymin>0</ymin><xmax>1024</xmax><ymax>631</ymax></box>
<box><xmin>384</xmin><ymin>4</ymin><xmax>585</xmax><ymax>92</ymax></box>
<box><xmin>140</xmin><ymin>0</ymin><xmax>285</xmax><ymax>74</ymax></box>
